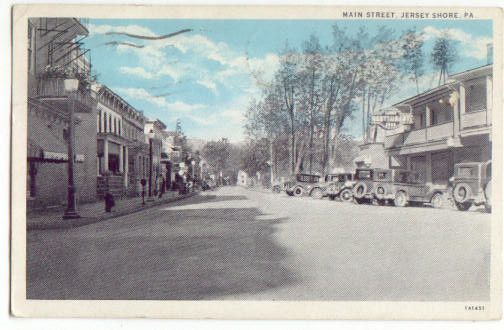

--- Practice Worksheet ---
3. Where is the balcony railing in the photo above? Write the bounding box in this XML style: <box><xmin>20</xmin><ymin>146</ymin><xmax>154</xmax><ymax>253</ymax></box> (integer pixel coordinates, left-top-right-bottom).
<box><xmin>37</xmin><ymin>77</ymin><xmax>96</xmax><ymax>113</ymax></box>
<box><xmin>384</xmin><ymin>121</ymin><xmax>454</xmax><ymax>149</ymax></box>
<box><xmin>427</xmin><ymin>122</ymin><xmax>453</xmax><ymax>140</ymax></box>
<box><xmin>462</xmin><ymin>110</ymin><xmax>488</xmax><ymax>129</ymax></box>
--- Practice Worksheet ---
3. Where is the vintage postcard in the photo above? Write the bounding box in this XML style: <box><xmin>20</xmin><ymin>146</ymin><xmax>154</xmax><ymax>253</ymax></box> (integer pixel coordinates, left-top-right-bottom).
<box><xmin>10</xmin><ymin>4</ymin><xmax>502</xmax><ymax>319</ymax></box>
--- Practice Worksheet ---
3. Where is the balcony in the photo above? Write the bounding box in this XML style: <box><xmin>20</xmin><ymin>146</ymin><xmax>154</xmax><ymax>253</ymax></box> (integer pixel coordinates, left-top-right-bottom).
<box><xmin>384</xmin><ymin>122</ymin><xmax>454</xmax><ymax>149</ymax></box>
<box><xmin>37</xmin><ymin>77</ymin><xmax>96</xmax><ymax>113</ymax></box>
<box><xmin>461</xmin><ymin>110</ymin><xmax>488</xmax><ymax>129</ymax></box>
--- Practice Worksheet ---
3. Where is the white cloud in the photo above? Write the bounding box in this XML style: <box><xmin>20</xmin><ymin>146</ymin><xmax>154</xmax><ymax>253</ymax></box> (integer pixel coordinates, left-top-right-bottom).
<box><xmin>119</xmin><ymin>66</ymin><xmax>155</xmax><ymax>79</ymax></box>
<box><xmin>166</xmin><ymin>101</ymin><xmax>205</xmax><ymax>113</ymax></box>
<box><xmin>113</xmin><ymin>87</ymin><xmax>204</xmax><ymax>114</ymax></box>
<box><xmin>196</xmin><ymin>77</ymin><xmax>218</xmax><ymax>93</ymax></box>
<box><xmin>423</xmin><ymin>26</ymin><xmax>492</xmax><ymax>60</ymax></box>
<box><xmin>88</xmin><ymin>24</ymin><xmax>157</xmax><ymax>37</ymax></box>
<box><xmin>158</xmin><ymin>64</ymin><xmax>183</xmax><ymax>81</ymax></box>
<box><xmin>185</xmin><ymin>114</ymin><xmax>218</xmax><ymax>126</ymax></box>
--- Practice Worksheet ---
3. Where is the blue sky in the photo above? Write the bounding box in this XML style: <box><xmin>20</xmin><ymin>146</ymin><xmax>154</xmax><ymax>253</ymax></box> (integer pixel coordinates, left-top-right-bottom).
<box><xmin>84</xmin><ymin>19</ymin><xmax>492</xmax><ymax>142</ymax></box>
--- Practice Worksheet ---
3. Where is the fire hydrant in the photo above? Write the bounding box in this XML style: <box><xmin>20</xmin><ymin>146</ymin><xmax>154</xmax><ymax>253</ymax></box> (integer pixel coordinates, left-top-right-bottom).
<box><xmin>104</xmin><ymin>192</ymin><xmax>115</xmax><ymax>212</ymax></box>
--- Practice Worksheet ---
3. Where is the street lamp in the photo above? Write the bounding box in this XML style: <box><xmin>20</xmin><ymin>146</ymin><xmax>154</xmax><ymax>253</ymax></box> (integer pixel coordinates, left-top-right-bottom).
<box><xmin>191</xmin><ymin>160</ymin><xmax>196</xmax><ymax>178</ymax></box>
<box><xmin>147</xmin><ymin>131</ymin><xmax>155</xmax><ymax>201</ymax></box>
<box><xmin>62</xmin><ymin>78</ymin><xmax>80</xmax><ymax>219</ymax></box>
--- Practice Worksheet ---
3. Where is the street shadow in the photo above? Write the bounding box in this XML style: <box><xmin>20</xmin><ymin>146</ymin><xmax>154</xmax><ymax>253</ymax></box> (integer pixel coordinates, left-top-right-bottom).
<box><xmin>27</xmin><ymin>206</ymin><xmax>297</xmax><ymax>300</ymax></box>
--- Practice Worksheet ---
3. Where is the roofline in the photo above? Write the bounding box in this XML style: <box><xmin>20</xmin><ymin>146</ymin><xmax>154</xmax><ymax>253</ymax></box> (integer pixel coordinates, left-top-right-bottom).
<box><xmin>97</xmin><ymin>85</ymin><xmax>145</xmax><ymax>119</ymax></box>
<box><xmin>391</xmin><ymin>64</ymin><xmax>493</xmax><ymax>108</ymax></box>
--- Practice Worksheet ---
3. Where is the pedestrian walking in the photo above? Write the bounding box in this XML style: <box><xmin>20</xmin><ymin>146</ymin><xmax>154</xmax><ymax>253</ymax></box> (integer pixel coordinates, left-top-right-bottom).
<box><xmin>158</xmin><ymin>175</ymin><xmax>165</xmax><ymax>198</ymax></box>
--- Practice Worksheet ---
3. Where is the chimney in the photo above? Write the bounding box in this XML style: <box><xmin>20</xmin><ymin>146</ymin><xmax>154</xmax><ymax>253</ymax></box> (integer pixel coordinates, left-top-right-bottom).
<box><xmin>487</xmin><ymin>43</ymin><xmax>493</xmax><ymax>64</ymax></box>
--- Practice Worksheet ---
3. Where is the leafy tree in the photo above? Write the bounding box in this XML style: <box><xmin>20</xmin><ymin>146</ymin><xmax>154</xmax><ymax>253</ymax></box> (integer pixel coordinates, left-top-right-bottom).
<box><xmin>401</xmin><ymin>28</ymin><xmax>425</xmax><ymax>93</ymax></box>
<box><xmin>431</xmin><ymin>34</ymin><xmax>458</xmax><ymax>85</ymax></box>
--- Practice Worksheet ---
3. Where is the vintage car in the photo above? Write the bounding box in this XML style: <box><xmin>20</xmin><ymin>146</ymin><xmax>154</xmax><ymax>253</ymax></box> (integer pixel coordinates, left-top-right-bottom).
<box><xmin>325</xmin><ymin>173</ymin><xmax>354</xmax><ymax>202</ymax></box>
<box><xmin>351</xmin><ymin>168</ymin><xmax>377</xmax><ymax>204</ymax></box>
<box><xmin>450</xmin><ymin>161</ymin><xmax>491</xmax><ymax>212</ymax></box>
<box><xmin>373</xmin><ymin>169</ymin><xmax>446</xmax><ymax>208</ymax></box>
<box><xmin>285</xmin><ymin>173</ymin><xmax>324</xmax><ymax>198</ymax></box>
<box><xmin>272</xmin><ymin>176</ymin><xmax>289</xmax><ymax>193</ymax></box>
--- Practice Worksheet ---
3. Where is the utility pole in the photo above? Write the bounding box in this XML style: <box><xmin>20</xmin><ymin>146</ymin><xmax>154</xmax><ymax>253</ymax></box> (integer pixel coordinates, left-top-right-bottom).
<box><xmin>63</xmin><ymin>80</ymin><xmax>80</xmax><ymax>220</ymax></box>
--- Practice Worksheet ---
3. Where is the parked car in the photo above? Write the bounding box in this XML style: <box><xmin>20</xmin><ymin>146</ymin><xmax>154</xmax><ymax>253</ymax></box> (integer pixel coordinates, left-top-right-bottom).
<box><xmin>373</xmin><ymin>169</ymin><xmax>446</xmax><ymax>208</ymax></box>
<box><xmin>325</xmin><ymin>173</ymin><xmax>354</xmax><ymax>202</ymax></box>
<box><xmin>285</xmin><ymin>173</ymin><xmax>324</xmax><ymax>198</ymax></box>
<box><xmin>272</xmin><ymin>176</ymin><xmax>289</xmax><ymax>193</ymax></box>
<box><xmin>351</xmin><ymin>168</ymin><xmax>377</xmax><ymax>204</ymax></box>
<box><xmin>450</xmin><ymin>160</ymin><xmax>491</xmax><ymax>212</ymax></box>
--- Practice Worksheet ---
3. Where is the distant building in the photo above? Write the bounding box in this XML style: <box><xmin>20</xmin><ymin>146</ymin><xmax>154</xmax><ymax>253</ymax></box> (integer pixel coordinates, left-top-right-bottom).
<box><xmin>95</xmin><ymin>85</ymin><xmax>149</xmax><ymax>198</ymax></box>
<box><xmin>144</xmin><ymin>119</ymin><xmax>167</xmax><ymax>193</ymax></box>
<box><xmin>27</xmin><ymin>18</ymin><xmax>97</xmax><ymax>210</ymax></box>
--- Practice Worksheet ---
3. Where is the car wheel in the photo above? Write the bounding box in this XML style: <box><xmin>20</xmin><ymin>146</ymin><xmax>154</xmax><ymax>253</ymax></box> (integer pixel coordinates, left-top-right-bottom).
<box><xmin>430</xmin><ymin>192</ymin><xmax>443</xmax><ymax>209</ymax></box>
<box><xmin>453</xmin><ymin>183</ymin><xmax>472</xmax><ymax>204</ymax></box>
<box><xmin>328</xmin><ymin>195</ymin><xmax>336</xmax><ymax>201</ymax></box>
<box><xmin>272</xmin><ymin>186</ymin><xmax>281</xmax><ymax>193</ymax></box>
<box><xmin>455</xmin><ymin>201</ymin><xmax>472</xmax><ymax>211</ymax></box>
<box><xmin>394</xmin><ymin>191</ymin><xmax>408</xmax><ymax>207</ymax></box>
<box><xmin>485</xmin><ymin>203</ymin><xmax>492</xmax><ymax>213</ymax></box>
<box><xmin>293</xmin><ymin>186</ymin><xmax>303</xmax><ymax>197</ymax></box>
<box><xmin>353</xmin><ymin>182</ymin><xmax>367</xmax><ymax>199</ymax></box>
<box><xmin>310</xmin><ymin>188</ymin><xmax>323</xmax><ymax>199</ymax></box>
<box><xmin>286</xmin><ymin>191</ymin><xmax>293</xmax><ymax>196</ymax></box>
<box><xmin>340</xmin><ymin>188</ymin><xmax>353</xmax><ymax>203</ymax></box>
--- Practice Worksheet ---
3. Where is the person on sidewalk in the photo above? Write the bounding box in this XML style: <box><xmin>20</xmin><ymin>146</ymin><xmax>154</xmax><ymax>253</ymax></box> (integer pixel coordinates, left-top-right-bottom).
<box><xmin>158</xmin><ymin>175</ymin><xmax>166</xmax><ymax>199</ymax></box>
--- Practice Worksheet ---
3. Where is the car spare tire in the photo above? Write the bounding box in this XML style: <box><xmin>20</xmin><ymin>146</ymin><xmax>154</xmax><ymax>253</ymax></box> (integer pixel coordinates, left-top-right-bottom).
<box><xmin>353</xmin><ymin>182</ymin><xmax>367</xmax><ymax>199</ymax></box>
<box><xmin>453</xmin><ymin>183</ymin><xmax>472</xmax><ymax>204</ymax></box>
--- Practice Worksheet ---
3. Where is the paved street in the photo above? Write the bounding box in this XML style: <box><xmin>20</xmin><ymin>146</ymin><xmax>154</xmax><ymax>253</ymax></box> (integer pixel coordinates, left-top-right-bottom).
<box><xmin>27</xmin><ymin>186</ymin><xmax>490</xmax><ymax>301</ymax></box>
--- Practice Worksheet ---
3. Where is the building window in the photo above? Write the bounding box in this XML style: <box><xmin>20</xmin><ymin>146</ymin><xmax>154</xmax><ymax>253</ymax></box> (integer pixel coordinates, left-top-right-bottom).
<box><xmin>118</xmin><ymin>121</ymin><xmax>121</xmax><ymax>136</ymax></box>
<box><xmin>98</xmin><ymin>110</ymin><xmax>102</xmax><ymax>133</ymax></box>
<box><xmin>27</xmin><ymin>161</ymin><xmax>37</xmax><ymax>198</ymax></box>
<box><xmin>429</xmin><ymin>99</ymin><xmax>454</xmax><ymax>126</ymax></box>
<box><xmin>466</xmin><ymin>79</ymin><xmax>487</xmax><ymax>113</ymax></box>
<box><xmin>28</xmin><ymin>22</ymin><xmax>35</xmax><ymax>73</ymax></box>
<box><xmin>103</xmin><ymin>112</ymin><xmax>107</xmax><ymax>132</ymax></box>
<box><xmin>109</xmin><ymin>116</ymin><xmax>112</xmax><ymax>134</ymax></box>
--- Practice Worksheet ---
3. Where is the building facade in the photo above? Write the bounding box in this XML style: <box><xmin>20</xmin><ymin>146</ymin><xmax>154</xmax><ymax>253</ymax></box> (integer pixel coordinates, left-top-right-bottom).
<box><xmin>144</xmin><ymin>119</ymin><xmax>167</xmax><ymax>194</ymax></box>
<box><xmin>95</xmin><ymin>85</ymin><xmax>150</xmax><ymax>198</ymax></box>
<box><xmin>27</xmin><ymin>17</ymin><xmax>97</xmax><ymax>210</ymax></box>
<box><xmin>383</xmin><ymin>64</ymin><xmax>492</xmax><ymax>188</ymax></box>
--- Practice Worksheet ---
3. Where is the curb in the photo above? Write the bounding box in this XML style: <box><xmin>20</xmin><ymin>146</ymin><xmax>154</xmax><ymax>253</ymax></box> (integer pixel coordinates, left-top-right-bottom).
<box><xmin>27</xmin><ymin>192</ymin><xmax>198</xmax><ymax>231</ymax></box>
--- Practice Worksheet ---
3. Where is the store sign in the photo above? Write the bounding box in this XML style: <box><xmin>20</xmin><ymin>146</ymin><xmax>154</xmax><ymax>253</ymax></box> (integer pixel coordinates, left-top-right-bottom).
<box><xmin>371</xmin><ymin>110</ymin><xmax>413</xmax><ymax>130</ymax></box>
<box><xmin>42</xmin><ymin>151</ymin><xmax>85</xmax><ymax>163</ymax></box>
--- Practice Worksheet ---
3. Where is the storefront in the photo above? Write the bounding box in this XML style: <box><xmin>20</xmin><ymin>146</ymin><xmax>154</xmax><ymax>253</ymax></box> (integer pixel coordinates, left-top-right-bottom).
<box><xmin>382</xmin><ymin>65</ymin><xmax>492</xmax><ymax>188</ymax></box>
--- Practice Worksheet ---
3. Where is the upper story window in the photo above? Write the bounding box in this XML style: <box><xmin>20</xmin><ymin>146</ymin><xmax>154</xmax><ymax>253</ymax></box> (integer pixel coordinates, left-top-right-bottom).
<box><xmin>412</xmin><ymin>106</ymin><xmax>426</xmax><ymax>129</ymax></box>
<box><xmin>103</xmin><ymin>112</ymin><xmax>107</xmax><ymax>132</ymax></box>
<box><xmin>466</xmin><ymin>79</ymin><xmax>487</xmax><ymax>113</ymax></box>
<box><xmin>428</xmin><ymin>98</ymin><xmax>454</xmax><ymax>126</ymax></box>
<box><xmin>98</xmin><ymin>110</ymin><xmax>102</xmax><ymax>133</ymax></box>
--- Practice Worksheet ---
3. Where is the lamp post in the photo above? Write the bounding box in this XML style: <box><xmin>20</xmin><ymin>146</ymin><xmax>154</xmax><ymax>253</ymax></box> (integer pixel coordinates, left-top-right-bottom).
<box><xmin>62</xmin><ymin>78</ymin><xmax>80</xmax><ymax>219</ymax></box>
<box><xmin>147</xmin><ymin>131</ymin><xmax>155</xmax><ymax>201</ymax></box>
<box><xmin>191</xmin><ymin>160</ymin><xmax>196</xmax><ymax>178</ymax></box>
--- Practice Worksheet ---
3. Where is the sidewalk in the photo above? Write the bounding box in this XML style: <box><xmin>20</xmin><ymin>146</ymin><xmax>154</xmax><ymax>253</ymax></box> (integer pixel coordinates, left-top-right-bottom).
<box><xmin>27</xmin><ymin>190</ymin><xmax>198</xmax><ymax>231</ymax></box>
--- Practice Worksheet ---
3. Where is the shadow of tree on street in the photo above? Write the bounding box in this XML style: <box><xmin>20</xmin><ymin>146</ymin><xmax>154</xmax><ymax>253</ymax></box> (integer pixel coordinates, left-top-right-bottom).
<box><xmin>27</xmin><ymin>205</ymin><xmax>297</xmax><ymax>300</ymax></box>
